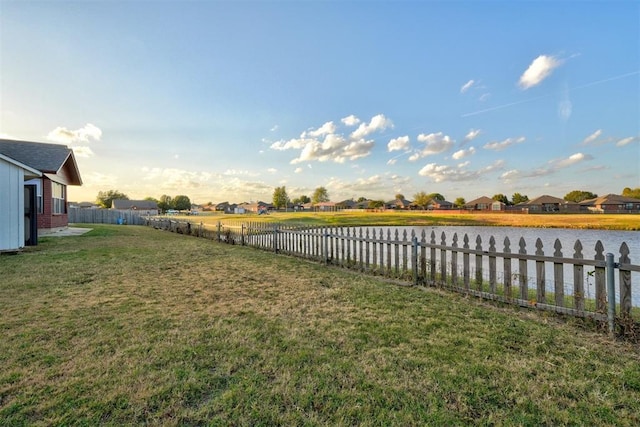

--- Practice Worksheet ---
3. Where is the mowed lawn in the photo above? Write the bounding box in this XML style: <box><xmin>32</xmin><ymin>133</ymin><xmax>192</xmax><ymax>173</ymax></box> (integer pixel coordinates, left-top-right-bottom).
<box><xmin>1</xmin><ymin>225</ymin><xmax>640</xmax><ymax>426</ymax></box>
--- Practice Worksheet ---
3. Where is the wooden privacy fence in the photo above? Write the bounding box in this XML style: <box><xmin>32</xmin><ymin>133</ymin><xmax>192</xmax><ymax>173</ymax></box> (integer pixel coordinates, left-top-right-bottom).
<box><xmin>69</xmin><ymin>208</ymin><xmax>148</xmax><ymax>225</ymax></box>
<box><xmin>144</xmin><ymin>218</ymin><xmax>639</xmax><ymax>332</ymax></box>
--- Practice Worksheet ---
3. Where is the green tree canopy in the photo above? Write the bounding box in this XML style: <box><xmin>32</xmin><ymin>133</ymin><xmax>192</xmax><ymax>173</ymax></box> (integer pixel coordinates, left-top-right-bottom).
<box><xmin>564</xmin><ymin>190</ymin><xmax>597</xmax><ymax>203</ymax></box>
<box><xmin>144</xmin><ymin>196</ymin><xmax>159</xmax><ymax>203</ymax></box>
<box><xmin>426</xmin><ymin>193</ymin><xmax>445</xmax><ymax>201</ymax></box>
<box><xmin>368</xmin><ymin>200</ymin><xmax>385</xmax><ymax>209</ymax></box>
<box><xmin>412</xmin><ymin>191</ymin><xmax>430</xmax><ymax>209</ymax></box>
<box><xmin>273</xmin><ymin>186</ymin><xmax>289</xmax><ymax>209</ymax></box>
<box><xmin>173</xmin><ymin>195</ymin><xmax>191</xmax><ymax>211</ymax></box>
<box><xmin>312</xmin><ymin>187</ymin><xmax>330</xmax><ymax>204</ymax></box>
<box><xmin>492</xmin><ymin>194</ymin><xmax>510</xmax><ymax>205</ymax></box>
<box><xmin>622</xmin><ymin>187</ymin><xmax>640</xmax><ymax>199</ymax></box>
<box><xmin>96</xmin><ymin>190</ymin><xmax>129</xmax><ymax>209</ymax></box>
<box><xmin>454</xmin><ymin>197</ymin><xmax>466</xmax><ymax>208</ymax></box>
<box><xmin>395</xmin><ymin>193</ymin><xmax>405</xmax><ymax>201</ymax></box>
<box><xmin>511</xmin><ymin>193</ymin><xmax>529</xmax><ymax>205</ymax></box>
<box><xmin>158</xmin><ymin>195</ymin><xmax>173</xmax><ymax>212</ymax></box>
<box><xmin>292</xmin><ymin>195</ymin><xmax>310</xmax><ymax>204</ymax></box>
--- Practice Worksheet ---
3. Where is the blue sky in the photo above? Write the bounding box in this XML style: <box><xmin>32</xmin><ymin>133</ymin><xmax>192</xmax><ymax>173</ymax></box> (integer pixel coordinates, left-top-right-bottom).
<box><xmin>1</xmin><ymin>0</ymin><xmax>638</xmax><ymax>204</ymax></box>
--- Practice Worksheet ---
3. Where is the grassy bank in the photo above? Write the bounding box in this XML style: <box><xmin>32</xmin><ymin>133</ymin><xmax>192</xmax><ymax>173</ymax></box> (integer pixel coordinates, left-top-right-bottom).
<box><xmin>2</xmin><ymin>225</ymin><xmax>640</xmax><ymax>425</ymax></box>
<box><xmin>186</xmin><ymin>211</ymin><xmax>640</xmax><ymax>230</ymax></box>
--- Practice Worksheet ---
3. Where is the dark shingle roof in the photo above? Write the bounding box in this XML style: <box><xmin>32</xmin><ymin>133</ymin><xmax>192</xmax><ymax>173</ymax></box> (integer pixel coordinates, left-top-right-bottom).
<box><xmin>0</xmin><ymin>139</ymin><xmax>72</xmax><ymax>173</ymax></box>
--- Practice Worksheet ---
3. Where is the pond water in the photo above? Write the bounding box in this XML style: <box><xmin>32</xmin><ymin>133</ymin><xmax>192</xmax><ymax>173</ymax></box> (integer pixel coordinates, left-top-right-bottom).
<box><xmin>407</xmin><ymin>226</ymin><xmax>640</xmax><ymax>307</ymax></box>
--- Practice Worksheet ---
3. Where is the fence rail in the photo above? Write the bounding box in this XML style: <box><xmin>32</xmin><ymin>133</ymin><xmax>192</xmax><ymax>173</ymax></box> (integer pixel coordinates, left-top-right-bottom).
<box><xmin>144</xmin><ymin>217</ymin><xmax>639</xmax><ymax>334</ymax></box>
<box><xmin>69</xmin><ymin>208</ymin><xmax>149</xmax><ymax>225</ymax></box>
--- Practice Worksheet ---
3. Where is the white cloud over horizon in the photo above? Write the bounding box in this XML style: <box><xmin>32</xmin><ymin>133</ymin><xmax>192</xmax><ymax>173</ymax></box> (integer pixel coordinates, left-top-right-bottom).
<box><xmin>460</xmin><ymin>79</ymin><xmax>475</xmax><ymax>93</ymax></box>
<box><xmin>47</xmin><ymin>123</ymin><xmax>102</xmax><ymax>145</ymax></box>
<box><xmin>387</xmin><ymin>135</ymin><xmax>410</xmax><ymax>152</ymax></box>
<box><xmin>518</xmin><ymin>55</ymin><xmax>562</xmax><ymax>89</ymax></box>
<box><xmin>418</xmin><ymin>159</ymin><xmax>504</xmax><ymax>182</ymax></box>
<box><xmin>409</xmin><ymin>132</ymin><xmax>454</xmax><ymax>161</ymax></box>
<box><xmin>582</xmin><ymin>129</ymin><xmax>603</xmax><ymax>145</ymax></box>
<box><xmin>483</xmin><ymin>136</ymin><xmax>525</xmax><ymax>151</ymax></box>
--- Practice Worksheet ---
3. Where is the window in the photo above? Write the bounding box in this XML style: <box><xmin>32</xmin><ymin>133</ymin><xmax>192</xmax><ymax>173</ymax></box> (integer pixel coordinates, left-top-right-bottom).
<box><xmin>52</xmin><ymin>182</ymin><xmax>66</xmax><ymax>214</ymax></box>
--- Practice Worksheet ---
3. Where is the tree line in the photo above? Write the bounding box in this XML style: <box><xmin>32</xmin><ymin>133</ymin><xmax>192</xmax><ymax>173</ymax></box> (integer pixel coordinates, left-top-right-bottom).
<box><xmin>95</xmin><ymin>186</ymin><xmax>640</xmax><ymax>212</ymax></box>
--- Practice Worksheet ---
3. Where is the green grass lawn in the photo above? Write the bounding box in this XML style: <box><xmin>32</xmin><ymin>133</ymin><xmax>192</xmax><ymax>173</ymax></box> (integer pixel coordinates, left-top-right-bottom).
<box><xmin>1</xmin><ymin>224</ymin><xmax>640</xmax><ymax>425</ymax></box>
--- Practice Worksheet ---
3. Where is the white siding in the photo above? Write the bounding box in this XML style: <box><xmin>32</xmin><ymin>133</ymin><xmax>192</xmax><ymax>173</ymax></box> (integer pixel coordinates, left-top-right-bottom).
<box><xmin>0</xmin><ymin>158</ymin><xmax>25</xmax><ymax>251</ymax></box>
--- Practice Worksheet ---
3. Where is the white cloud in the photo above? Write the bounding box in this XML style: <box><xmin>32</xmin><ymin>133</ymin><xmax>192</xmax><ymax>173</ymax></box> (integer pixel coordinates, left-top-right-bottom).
<box><xmin>551</xmin><ymin>152</ymin><xmax>593</xmax><ymax>169</ymax></box>
<box><xmin>141</xmin><ymin>167</ymin><xmax>213</xmax><ymax>190</ymax></box>
<box><xmin>387</xmin><ymin>159</ymin><xmax>397</xmax><ymax>165</ymax></box>
<box><xmin>270</xmin><ymin>125</ymin><xmax>279</xmax><ymax>132</ymax></box>
<box><xmin>409</xmin><ymin>132</ymin><xmax>454</xmax><ymax>161</ymax></box>
<box><xmin>483</xmin><ymin>136</ymin><xmax>525</xmax><ymax>151</ymax></box>
<box><xmin>418</xmin><ymin>160</ymin><xmax>504</xmax><ymax>182</ymax></box>
<box><xmin>83</xmin><ymin>171</ymin><xmax>117</xmax><ymax>187</ymax></box>
<box><xmin>463</xmin><ymin>128</ymin><xmax>481</xmax><ymax>142</ymax></box>
<box><xmin>582</xmin><ymin>129</ymin><xmax>603</xmax><ymax>145</ymax></box>
<box><xmin>47</xmin><ymin>123</ymin><xmax>102</xmax><ymax>144</ymax></box>
<box><xmin>341</xmin><ymin>115</ymin><xmax>360</xmax><ymax>126</ymax></box>
<box><xmin>222</xmin><ymin>169</ymin><xmax>259</xmax><ymax>177</ymax></box>
<box><xmin>350</xmin><ymin>114</ymin><xmax>393</xmax><ymax>140</ymax></box>
<box><xmin>267</xmin><ymin>168</ymin><xmax>277</xmax><ymax>174</ymax></box>
<box><xmin>294</xmin><ymin>167</ymin><xmax>303</xmax><ymax>173</ymax></box>
<box><xmin>518</xmin><ymin>55</ymin><xmax>562</xmax><ymax>89</ymax></box>
<box><xmin>479</xmin><ymin>93</ymin><xmax>491</xmax><ymax>102</ymax></box>
<box><xmin>271</xmin><ymin>114</ymin><xmax>389</xmax><ymax>164</ymax></box>
<box><xmin>387</xmin><ymin>135</ymin><xmax>410</xmax><ymax>152</ymax></box>
<box><xmin>71</xmin><ymin>146</ymin><xmax>94</xmax><ymax>158</ymax></box>
<box><xmin>616</xmin><ymin>136</ymin><xmax>639</xmax><ymax>147</ymax></box>
<box><xmin>452</xmin><ymin>146</ymin><xmax>476</xmax><ymax>160</ymax></box>
<box><xmin>460</xmin><ymin>79</ymin><xmax>475</xmax><ymax>93</ymax></box>
<box><xmin>302</xmin><ymin>121</ymin><xmax>336</xmax><ymax>138</ymax></box>
<box><xmin>500</xmin><ymin>169</ymin><xmax>521</xmax><ymax>181</ymax></box>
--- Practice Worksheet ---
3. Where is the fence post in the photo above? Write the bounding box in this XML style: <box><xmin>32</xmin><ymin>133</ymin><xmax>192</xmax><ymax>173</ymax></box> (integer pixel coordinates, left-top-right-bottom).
<box><xmin>273</xmin><ymin>224</ymin><xmax>279</xmax><ymax>253</ymax></box>
<box><xmin>323</xmin><ymin>228</ymin><xmax>329</xmax><ymax>264</ymax></box>
<box><xmin>606</xmin><ymin>252</ymin><xmax>616</xmax><ymax>335</ymax></box>
<box><xmin>217</xmin><ymin>221</ymin><xmax>221</xmax><ymax>242</ymax></box>
<box><xmin>241</xmin><ymin>223</ymin><xmax>245</xmax><ymax>246</ymax></box>
<box><xmin>412</xmin><ymin>236</ymin><xmax>418</xmax><ymax>285</ymax></box>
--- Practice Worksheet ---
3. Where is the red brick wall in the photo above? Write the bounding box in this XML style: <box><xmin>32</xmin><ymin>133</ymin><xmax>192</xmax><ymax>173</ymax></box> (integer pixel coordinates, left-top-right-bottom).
<box><xmin>37</xmin><ymin>178</ymin><xmax>68</xmax><ymax>230</ymax></box>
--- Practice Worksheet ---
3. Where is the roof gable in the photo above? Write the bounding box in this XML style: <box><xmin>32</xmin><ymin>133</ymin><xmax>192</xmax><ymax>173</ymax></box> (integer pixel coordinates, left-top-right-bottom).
<box><xmin>0</xmin><ymin>139</ymin><xmax>82</xmax><ymax>185</ymax></box>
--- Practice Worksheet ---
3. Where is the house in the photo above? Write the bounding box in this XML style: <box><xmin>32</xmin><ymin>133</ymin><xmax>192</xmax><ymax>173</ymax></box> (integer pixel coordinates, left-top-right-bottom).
<box><xmin>0</xmin><ymin>139</ymin><xmax>82</xmax><ymax>241</ymax></box>
<box><xmin>464</xmin><ymin>196</ymin><xmax>495</xmax><ymax>211</ymax></box>
<box><xmin>580</xmin><ymin>194</ymin><xmax>640</xmax><ymax>213</ymax></box>
<box><xmin>0</xmin><ymin>152</ymin><xmax>42</xmax><ymax>251</ymax></box>
<box><xmin>427</xmin><ymin>199</ymin><xmax>455</xmax><ymax>210</ymax></box>
<box><xmin>386</xmin><ymin>198</ymin><xmax>412</xmax><ymax>210</ymax></box>
<box><xmin>111</xmin><ymin>199</ymin><xmax>159</xmax><ymax>215</ymax></box>
<box><xmin>520</xmin><ymin>195</ymin><xmax>580</xmax><ymax>213</ymax></box>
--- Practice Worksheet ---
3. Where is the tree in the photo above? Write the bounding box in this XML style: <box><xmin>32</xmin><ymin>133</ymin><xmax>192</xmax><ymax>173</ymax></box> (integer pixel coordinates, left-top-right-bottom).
<box><xmin>564</xmin><ymin>190</ymin><xmax>597</xmax><ymax>203</ymax></box>
<box><xmin>144</xmin><ymin>196</ymin><xmax>159</xmax><ymax>204</ymax></box>
<box><xmin>356</xmin><ymin>196</ymin><xmax>367</xmax><ymax>203</ymax></box>
<box><xmin>395</xmin><ymin>194</ymin><xmax>405</xmax><ymax>201</ymax></box>
<box><xmin>622</xmin><ymin>187</ymin><xmax>640</xmax><ymax>199</ymax></box>
<box><xmin>312</xmin><ymin>186</ymin><xmax>329</xmax><ymax>204</ymax></box>
<box><xmin>273</xmin><ymin>186</ymin><xmax>289</xmax><ymax>210</ymax></box>
<box><xmin>292</xmin><ymin>195</ymin><xmax>310</xmax><ymax>204</ymax></box>
<box><xmin>412</xmin><ymin>191</ymin><xmax>430</xmax><ymax>209</ymax></box>
<box><xmin>173</xmin><ymin>195</ymin><xmax>191</xmax><ymax>211</ymax></box>
<box><xmin>454</xmin><ymin>197</ymin><xmax>466</xmax><ymax>208</ymax></box>
<box><xmin>158</xmin><ymin>195</ymin><xmax>173</xmax><ymax>212</ymax></box>
<box><xmin>492</xmin><ymin>193</ymin><xmax>510</xmax><ymax>205</ymax></box>
<box><xmin>96</xmin><ymin>190</ymin><xmax>128</xmax><ymax>209</ymax></box>
<box><xmin>511</xmin><ymin>193</ymin><xmax>529</xmax><ymax>205</ymax></box>
<box><xmin>426</xmin><ymin>193</ymin><xmax>445</xmax><ymax>201</ymax></box>
<box><xmin>368</xmin><ymin>200</ymin><xmax>385</xmax><ymax>209</ymax></box>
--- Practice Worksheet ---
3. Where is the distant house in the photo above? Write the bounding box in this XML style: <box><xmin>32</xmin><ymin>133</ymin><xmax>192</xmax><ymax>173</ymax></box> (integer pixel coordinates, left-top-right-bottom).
<box><xmin>0</xmin><ymin>139</ymin><xmax>82</xmax><ymax>242</ymax></box>
<box><xmin>386</xmin><ymin>198</ymin><xmax>412</xmax><ymax>210</ymax></box>
<box><xmin>580</xmin><ymin>194</ymin><xmax>640</xmax><ymax>213</ymax></box>
<box><xmin>70</xmin><ymin>201</ymin><xmax>99</xmax><ymax>209</ymax></box>
<box><xmin>464</xmin><ymin>196</ymin><xmax>495</xmax><ymax>211</ymax></box>
<box><xmin>427</xmin><ymin>199</ymin><xmax>455</xmax><ymax>210</ymax></box>
<box><xmin>521</xmin><ymin>195</ymin><xmax>580</xmax><ymax>213</ymax></box>
<box><xmin>111</xmin><ymin>199</ymin><xmax>159</xmax><ymax>215</ymax></box>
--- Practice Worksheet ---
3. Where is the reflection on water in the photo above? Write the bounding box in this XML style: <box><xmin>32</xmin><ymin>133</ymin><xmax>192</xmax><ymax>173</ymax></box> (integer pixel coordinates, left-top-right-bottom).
<box><xmin>409</xmin><ymin>226</ymin><xmax>640</xmax><ymax>306</ymax></box>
